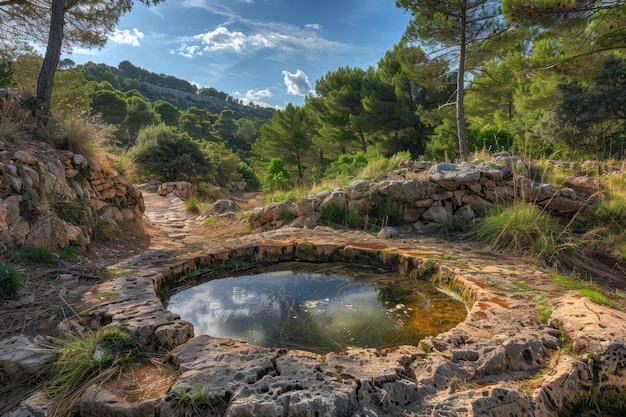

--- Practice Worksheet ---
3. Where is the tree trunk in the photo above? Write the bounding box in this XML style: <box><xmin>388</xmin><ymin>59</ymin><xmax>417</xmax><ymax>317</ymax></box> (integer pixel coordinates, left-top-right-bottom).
<box><xmin>37</xmin><ymin>0</ymin><xmax>65</xmax><ymax>111</ymax></box>
<box><xmin>457</xmin><ymin>5</ymin><xmax>468</xmax><ymax>162</ymax></box>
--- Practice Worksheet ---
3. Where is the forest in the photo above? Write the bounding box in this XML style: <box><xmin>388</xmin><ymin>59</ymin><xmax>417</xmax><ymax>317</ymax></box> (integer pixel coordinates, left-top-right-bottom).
<box><xmin>1</xmin><ymin>0</ymin><xmax>626</xmax><ymax>192</ymax></box>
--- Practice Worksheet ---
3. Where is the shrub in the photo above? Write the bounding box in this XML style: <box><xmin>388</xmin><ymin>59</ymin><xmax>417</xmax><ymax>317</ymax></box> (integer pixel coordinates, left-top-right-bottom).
<box><xmin>263</xmin><ymin>158</ymin><xmax>290</xmax><ymax>193</ymax></box>
<box><xmin>129</xmin><ymin>124</ymin><xmax>211</xmax><ymax>183</ymax></box>
<box><xmin>0</xmin><ymin>261</ymin><xmax>22</xmax><ymax>298</ymax></box>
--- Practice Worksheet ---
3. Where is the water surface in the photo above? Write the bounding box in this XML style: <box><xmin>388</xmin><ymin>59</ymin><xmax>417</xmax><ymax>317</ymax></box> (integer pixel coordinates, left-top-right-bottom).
<box><xmin>168</xmin><ymin>263</ymin><xmax>466</xmax><ymax>353</ymax></box>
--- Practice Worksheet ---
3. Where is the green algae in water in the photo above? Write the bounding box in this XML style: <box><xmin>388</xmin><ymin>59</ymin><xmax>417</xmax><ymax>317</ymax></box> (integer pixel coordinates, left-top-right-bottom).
<box><xmin>167</xmin><ymin>262</ymin><xmax>467</xmax><ymax>354</ymax></box>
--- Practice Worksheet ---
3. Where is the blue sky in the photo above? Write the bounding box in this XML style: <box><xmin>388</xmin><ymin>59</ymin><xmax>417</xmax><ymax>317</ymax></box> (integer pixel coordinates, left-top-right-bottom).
<box><xmin>65</xmin><ymin>0</ymin><xmax>412</xmax><ymax>108</ymax></box>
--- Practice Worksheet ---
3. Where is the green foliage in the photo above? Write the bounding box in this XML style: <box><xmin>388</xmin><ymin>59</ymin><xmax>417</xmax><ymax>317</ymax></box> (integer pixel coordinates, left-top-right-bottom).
<box><xmin>254</xmin><ymin>103</ymin><xmax>314</xmax><ymax>180</ymax></box>
<box><xmin>0</xmin><ymin>261</ymin><xmax>23</xmax><ymax>299</ymax></box>
<box><xmin>183</xmin><ymin>196</ymin><xmax>202</xmax><ymax>214</ymax></box>
<box><xmin>324</xmin><ymin>153</ymin><xmax>369</xmax><ymax>179</ymax></box>
<box><xmin>5</xmin><ymin>247</ymin><xmax>54</xmax><ymax>264</ymax></box>
<box><xmin>549</xmin><ymin>272</ymin><xmax>618</xmax><ymax>309</ymax></box>
<box><xmin>53</xmin><ymin>198</ymin><xmax>87</xmax><ymax>225</ymax></box>
<box><xmin>199</xmin><ymin>141</ymin><xmax>243</xmax><ymax>187</ymax></box>
<box><xmin>172</xmin><ymin>385</ymin><xmax>225</xmax><ymax>414</ymax></box>
<box><xmin>371</xmin><ymin>200</ymin><xmax>402</xmax><ymax>226</ymax></box>
<box><xmin>532</xmin><ymin>294</ymin><xmax>554</xmax><ymax>324</ymax></box>
<box><xmin>129</xmin><ymin>124</ymin><xmax>208</xmax><ymax>182</ymax></box>
<box><xmin>92</xmin><ymin>219</ymin><xmax>112</xmax><ymax>243</ymax></box>
<box><xmin>476</xmin><ymin>204</ymin><xmax>559</xmax><ymax>252</ymax></box>
<box><xmin>47</xmin><ymin>326</ymin><xmax>137</xmax><ymax>414</ymax></box>
<box><xmin>237</xmin><ymin>161</ymin><xmax>260</xmax><ymax>191</ymax></box>
<box><xmin>263</xmin><ymin>158</ymin><xmax>291</xmax><ymax>193</ymax></box>
<box><xmin>319</xmin><ymin>202</ymin><xmax>365</xmax><ymax>229</ymax></box>
<box><xmin>0</xmin><ymin>60</ymin><xmax>15</xmax><ymax>87</ymax></box>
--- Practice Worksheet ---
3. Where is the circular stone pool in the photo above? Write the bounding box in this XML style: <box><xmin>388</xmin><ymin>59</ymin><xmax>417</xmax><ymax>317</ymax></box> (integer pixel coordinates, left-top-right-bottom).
<box><xmin>167</xmin><ymin>262</ymin><xmax>467</xmax><ymax>353</ymax></box>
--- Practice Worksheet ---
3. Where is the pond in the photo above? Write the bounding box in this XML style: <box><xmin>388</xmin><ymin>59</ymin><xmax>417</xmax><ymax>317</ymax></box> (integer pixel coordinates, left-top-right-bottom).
<box><xmin>167</xmin><ymin>262</ymin><xmax>467</xmax><ymax>354</ymax></box>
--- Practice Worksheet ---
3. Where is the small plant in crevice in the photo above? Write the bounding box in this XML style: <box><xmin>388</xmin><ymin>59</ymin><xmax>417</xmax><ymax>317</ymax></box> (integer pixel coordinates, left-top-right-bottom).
<box><xmin>226</xmin><ymin>256</ymin><xmax>245</xmax><ymax>272</ymax></box>
<box><xmin>171</xmin><ymin>385</ymin><xmax>227</xmax><ymax>415</ymax></box>
<box><xmin>532</xmin><ymin>294</ymin><xmax>555</xmax><ymax>324</ymax></box>
<box><xmin>0</xmin><ymin>260</ymin><xmax>23</xmax><ymax>299</ymax></box>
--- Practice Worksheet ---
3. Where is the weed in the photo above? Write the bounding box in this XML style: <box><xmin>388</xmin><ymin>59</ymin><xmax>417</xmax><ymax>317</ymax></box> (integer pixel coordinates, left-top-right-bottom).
<box><xmin>227</xmin><ymin>256</ymin><xmax>245</xmax><ymax>272</ymax></box>
<box><xmin>0</xmin><ymin>260</ymin><xmax>23</xmax><ymax>298</ymax></box>
<box><xmin>92</xmin><ymin>218</ymin><xmax>112</xmax><ymax>242</ymax></box>
<box><xmin>549</xmin><ymin>272</ymin><xmax>618</xmax><ymax>308</ymax></box>
<box><xmin>53</xmin><ymin>198</ymin><xmax>86</xmax><ymax>225</ymax></box>
<box><xmin>520</xmin><ymin>367</ymin><xmax>550</xmax><ymax>395</ymax></box>
<box><xmin>47</xmin><ymin>326</ymin><xmax>138</xmax><ymax>416</ymax></box>
<box><xmin>5</xmin><ymin>247</ymin><xmax>54</xmax><ymax>263</ymax></box>
<box><xmin>91</xmin><ymin>292</ymin><xmax>118</xmax><ymax>300</ymax></box>
<box><xmin>371</xmin><ymin>200</ymin><xmax>402</xmax><ymax>226</ymax></box>
<box><xmin>172</xmin><ymin>385</ymin><xmax>226</xmax><ymax>414</ymax></box>
<box><xmin>183</xmin><ymin>196</ymin><xmax>202</xmax><ymax>214</ymax></box>
<box><xmin>279</xmin><ymin>207</ymin><xmax>296</xmax><ymax>222</ymax></box>
<box><xmin>511</xmin><ymin>280</ymin><xmax>533</xmax><ymax>292</ymax></box>
<box><xmin>319</xmin><ymin>202</ymin><xmax>364</xmax><ymax>229</ymax></box>
<box><xmin>418</xmin><ymin>259</ymin><xmax>438</xmax><ymax>279</ymax></box>
<box><xmin>55</xmin><ymin>246</ymin><xmax>78</xmax><ymax>261</ymax></box>
<box><xmin>532</xmin><ymin>294</ymin><xmax>555</xmax><ymax>323</ymax></box>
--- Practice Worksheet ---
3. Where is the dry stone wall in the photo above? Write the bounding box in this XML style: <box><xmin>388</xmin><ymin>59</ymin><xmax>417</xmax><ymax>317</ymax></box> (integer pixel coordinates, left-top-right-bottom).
<box><xmin>249</xmin><ymin>154</ymin><xmax>601</xmax><ymax>232</ymax></box>
<box><xmin>0</xmin><ymin>140</ymin><xmax>144</xmax><ymax>250</ymax></box>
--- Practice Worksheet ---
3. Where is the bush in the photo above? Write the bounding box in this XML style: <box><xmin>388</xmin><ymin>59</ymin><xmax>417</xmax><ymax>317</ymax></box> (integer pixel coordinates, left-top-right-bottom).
<box><xmin>263</xmin><ymin>158</ymin><xmax>290</xmax><ymax>193</ymax></box>
<box><xmin>0</xmin><ymin>261</ymin><xmax>22</xmax><ymax>298</ymax></box>
<box><xmin>129</xmin><ymin>124</ymin><xmax>209</xmax><ymax>183</ymax></box>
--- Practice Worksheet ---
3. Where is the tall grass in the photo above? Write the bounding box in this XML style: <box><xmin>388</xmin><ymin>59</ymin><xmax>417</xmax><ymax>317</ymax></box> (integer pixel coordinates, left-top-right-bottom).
<box><xmin>474</xmin><ymin>202</ymin><xmax>601</xmax><ymax>270</ymax></box>
<box><xmin>46</xmin><ymin>326</ymin><xmax>138</xmax><ymax>417</ymax></box>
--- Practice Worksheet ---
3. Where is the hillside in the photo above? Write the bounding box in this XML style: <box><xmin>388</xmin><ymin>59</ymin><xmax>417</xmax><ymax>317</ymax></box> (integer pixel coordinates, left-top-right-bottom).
<box><xmin>81</xmin><ymin>61</ymin><xmax>275</xmax><ymax>120</ymax></box>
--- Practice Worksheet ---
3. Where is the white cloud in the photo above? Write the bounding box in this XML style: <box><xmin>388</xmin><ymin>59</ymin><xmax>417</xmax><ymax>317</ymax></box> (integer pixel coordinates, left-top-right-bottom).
<box><xmin>169</xmin><ymin>44</ymin><xmax>201</xmax><ymax>58</ymax></box>
<box><xmin>304</xmin><ymin>23</ymin><xmax>322</xmax><ymax>31</ymax></box>
<box><xmin>233</xmin><ymin>88</ymin><xmax>275</xmax><ymax>108</ymax></box>
<box><xmin>194</xmin><ymin>26</ymin><xmax>274</xmax><ymax>52</ymax></box>
<box><xmin>282</xmin><ymin>69</ymin><xmax>313</xmax><ymax>96</ymax></box>
<box><xmin>108</xmin><ymin>28</ymin><xmax>145</xmax><ymax>46</ymax></box>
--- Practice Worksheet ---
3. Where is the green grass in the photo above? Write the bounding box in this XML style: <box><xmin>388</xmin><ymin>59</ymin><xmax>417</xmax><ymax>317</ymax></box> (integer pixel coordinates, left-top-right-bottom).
<box><xmin>532</xmin><ymin>294</ymin><xmax>555</xmax><ymax>324</ymax></box>
<box><xmin>319</xmin><ymin>202</ymin><xmax>365</xmax><ymax>229</ymax></box>
<box><xmin>476</xmin><ymin>203</ymin><xmax>560</xmax><ymax>252</ymax></box>
<box><xmin>0</xmin><ymin>260</ymin><xmax>23</xmax><ymax>298</ymax></box>
<box><xmin>183</xmin><ymin>196</ymin><xmax>202</xmax><ymax>214</ymax></box>
<box><xmin>172</xmin><ymin>385</ymin><xmax>226</xmax><ymax>414</ymax></box>
<box><xmin>511</xmin><ymin>280</ymin><xmax>533</xmax><ymax>291</ymax></box>
<box><xmin>371</xmin><ymin>200</ymin><xmax>402</xmax><ymax>226</ymax></box>
<box><xmin>47</xmin><ymin>326</ymin><xmax>138</xmax><ymax>416</ymax></box>
<box><xmin>549</xmin><ymin>272</ymin><xmax>618</xmax><ymax>309</ymax></box>
<box><xmin>5</xmin><ymin>247</ymin><xmax>54</xmax><ymax>263</ymax></box>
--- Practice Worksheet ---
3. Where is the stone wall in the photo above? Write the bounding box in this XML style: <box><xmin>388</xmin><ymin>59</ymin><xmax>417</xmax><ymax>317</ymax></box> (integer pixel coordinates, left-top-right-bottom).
<box><xmin>249</xmin><ymin>154</ymin><xmax>601</xmax><ymax>232</ymax></box>
<box><xmin>0</xmin><ymin>140</ymin><xmax>144</xmax><ymax>250</ymax></box>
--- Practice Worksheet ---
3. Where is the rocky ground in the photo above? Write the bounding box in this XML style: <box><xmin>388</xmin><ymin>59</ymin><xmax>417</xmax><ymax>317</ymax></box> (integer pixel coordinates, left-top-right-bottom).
<box><xmin>2</xmin><ymin>185</ymin><xmax>626</xmax><ymax>417</ymax></box>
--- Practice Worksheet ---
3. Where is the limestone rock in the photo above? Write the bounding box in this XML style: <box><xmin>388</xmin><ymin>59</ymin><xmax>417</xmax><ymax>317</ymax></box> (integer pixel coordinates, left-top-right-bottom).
<box><xmin>0</xmin><ymin>335</ymin><xmax>55</xmax><ymax>378</ymax></box>
<box><xmin>78</xmin><ymin>385</ymin><xmax>160</xmax><ymax>417</ymax></box>
<box><xmin>207</xmin><ymin>199</ymin><xmax>238</xmax><ymax>215</ymax></box>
